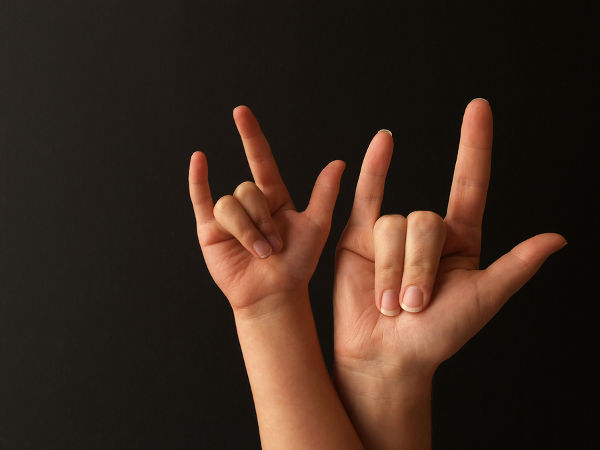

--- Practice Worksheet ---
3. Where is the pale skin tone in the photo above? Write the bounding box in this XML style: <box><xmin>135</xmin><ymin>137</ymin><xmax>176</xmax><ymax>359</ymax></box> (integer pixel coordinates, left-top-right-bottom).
<box><xmin>333</xmin><ymin>98</ymin><xmax>567</xmax><ymax>449</ymax></box>
<box><xmin>188</xmin><ymin>105</ymin><xmax>363</xmax><ymax>450</ymax></box>
<box><xmin>189</xmin><ymin>100</ymin><xmax>566</xmax><ymax>449</ymax></box>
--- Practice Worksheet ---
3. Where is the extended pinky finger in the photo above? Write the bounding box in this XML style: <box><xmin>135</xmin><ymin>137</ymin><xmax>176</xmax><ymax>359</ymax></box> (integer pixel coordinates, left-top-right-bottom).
<box><xmin>189</xmin><ymin>151</ymin><xmax>215</xmax><ymax>225</ymax></box>
<box><xmin>213</xmin><ymin>195</ymin><xmax>274</xmax><ymax>258</ymax></box>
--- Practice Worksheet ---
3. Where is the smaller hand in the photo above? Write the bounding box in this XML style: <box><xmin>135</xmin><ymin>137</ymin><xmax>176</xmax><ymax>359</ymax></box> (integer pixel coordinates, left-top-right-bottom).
<box><xmin>189</xmin><ymin>105</ymin><xmax>345</xmax><ymax>313</ymax></box>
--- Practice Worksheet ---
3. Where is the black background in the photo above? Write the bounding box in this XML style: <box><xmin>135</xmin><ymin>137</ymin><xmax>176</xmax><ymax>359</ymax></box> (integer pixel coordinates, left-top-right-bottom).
<box><xmin>0</xmin><ymin>1</ymin><xmax>594</xmax><ymax>449</ymax></box>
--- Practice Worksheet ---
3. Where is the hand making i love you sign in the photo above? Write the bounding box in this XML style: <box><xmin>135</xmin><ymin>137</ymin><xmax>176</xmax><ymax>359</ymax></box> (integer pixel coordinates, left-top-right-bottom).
<box><xmin>188</xmin><ymin>99</ymin><xmax>567</xmax><ymax>450</ymax></box>
<box><xmin>332</xmin><ymin>98</ymin><xmax>567</xmax><ymax>449</ymax></box>
<box><xmin>189</xmin><ymin>105</ymin><xmax>346</xmax><ymax>314</ymax></box>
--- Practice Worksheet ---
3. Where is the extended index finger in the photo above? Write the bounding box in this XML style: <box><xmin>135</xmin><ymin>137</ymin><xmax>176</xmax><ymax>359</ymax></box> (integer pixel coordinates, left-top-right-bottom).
<box><xmin>445</xmin><ymin>99</ymin><xmax>493</xmax><ymax>253</ymax></box>
<box><xmin>347</xmin><ymin>130</ymin><xmax>394</xmax><ymax>227</ymax></box>
<box><xmin>233</xmin><ymin>105</ymin><xmax>294</xmax><ymax>212</ymax></box>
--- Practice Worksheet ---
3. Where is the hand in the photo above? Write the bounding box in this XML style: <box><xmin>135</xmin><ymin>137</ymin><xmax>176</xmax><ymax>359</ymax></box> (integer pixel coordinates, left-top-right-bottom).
<box><xmin>188</xmin><ymin>105</ymin><xmax>345</xmax><ymax>314</ymax></box>
<box><xmin>189</xmin><ymin>106</ymin><xmax>363</xmax><ymax>450</ymax></box>
<box><xmin>334</xmin><ymin>98</ymin><xmax>566</xmax><ymax>377</ymax></box>
<box><xmin>332</xmin><ymin>99</ymin><xmax>566</xmax><ymax>450</ymax></box>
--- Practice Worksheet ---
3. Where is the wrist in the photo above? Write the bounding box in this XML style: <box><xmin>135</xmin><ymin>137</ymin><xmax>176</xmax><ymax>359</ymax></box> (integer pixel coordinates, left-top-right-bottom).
<box><xmin>333</xmin><ymin>359</ymin><xmax>433</xmax><ymax>450</ymax></box>
<box><xmin>333</xmin><ymin>358</ymin><xmax>433</xmax><ymax>405</ymax></box>
<box><xmin>231</xmin><ymin>286</ymin><xmax>310</xmax><ymax>322</ymax></box>
<box><xmin>230</xmin><ymin>288</ymin><xmax>364</xmax><ymax>450</ymax></box>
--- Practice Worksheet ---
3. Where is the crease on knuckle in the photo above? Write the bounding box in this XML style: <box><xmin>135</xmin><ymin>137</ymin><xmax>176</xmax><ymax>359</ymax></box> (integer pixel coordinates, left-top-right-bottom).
<box><xmin>453</xmin><ymin>175</ymin><xmax>488</xmax><ymax>190</ymax></box>
<box><xmin>377</xmin><ymin>264</ymin><xmax>403</xmax><ymax>280</ymax></box>
<box><xmin>404</xmin><ymin>260</ymin><xmax>437</xmax><ymax>278</ymax></box>
<box><xmin>510</xmin><ymin>249</ymin><xmax>533</xmax><ymax>272</ymax></box>
<box><xmin>242</xmin><ymin>228</ymin><xmax>262</xmax><ymax>245</ymax></box>
<box><xmin>355</xmin><ymin>192</ymin><xmax>381</xmax><ymax>205</ymax></box>
<box><xmin>254</xmin><ymin>216</ymin><xmax>273</xmax><ymax>229</ymax></box>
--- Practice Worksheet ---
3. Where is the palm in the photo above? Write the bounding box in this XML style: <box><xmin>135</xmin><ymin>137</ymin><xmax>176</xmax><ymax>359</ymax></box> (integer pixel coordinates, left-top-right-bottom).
<box><xmin>199</xmin><ymin>208</ymin><xmax>326</xmax><ymax>308</ymax></box>
<box><xmin>334</xmin><ymin>225</ymin><xmax>482</xmax><ymax>374</ymax></box>
<box><xmin>333</xmin><ymin>100</ymin><xmax>565</xmax><ymax>376</ymax></box>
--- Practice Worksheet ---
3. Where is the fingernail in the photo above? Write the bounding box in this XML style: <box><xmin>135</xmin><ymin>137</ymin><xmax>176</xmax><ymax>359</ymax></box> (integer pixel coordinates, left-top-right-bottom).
<box><xmin>253</xmin><ymin>240</ymin><xmax>272</xmax><ymax>258</ymax></box>
<box><xmin>267</xmin><ymin>234</ymin><xmax>283</xmax><ymax>253</ymax></box>
<box><xmin>474</xmin><ymin>97</ymin><xmax>489</xmax><ymax>104</ymax></box>
<box><xmin>401</xmin><ymin>286</ymin><xmax>424</xmax><ymax>312</ymax></box>
<box><xmin>380</xmin><ymin>290</ymin><xmax>401</xmax><ymax>316</ymax></box>
<box><xmin>378</xmin><ymin>129</ymin><xmax>392</xmax><ymax>137</ymax></box>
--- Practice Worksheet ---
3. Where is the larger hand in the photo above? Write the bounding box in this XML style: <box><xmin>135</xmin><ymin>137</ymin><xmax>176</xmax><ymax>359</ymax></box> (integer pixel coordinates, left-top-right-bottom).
<box><xmin>332</xmin><ymin>99</ymin><xmax>566</xmax><ymax>449</ymax></box>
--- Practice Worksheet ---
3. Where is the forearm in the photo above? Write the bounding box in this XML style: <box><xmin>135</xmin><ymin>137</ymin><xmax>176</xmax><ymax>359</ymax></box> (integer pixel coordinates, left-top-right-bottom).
<box><xmin>233</xmin><ymin>289</ymin><xmax>364</xmax><ymax>450</ymax></box>
<box><xmin>333</xmin><ymin>360</ymin><xmax>432</xmax><ymax>450</ymax></box>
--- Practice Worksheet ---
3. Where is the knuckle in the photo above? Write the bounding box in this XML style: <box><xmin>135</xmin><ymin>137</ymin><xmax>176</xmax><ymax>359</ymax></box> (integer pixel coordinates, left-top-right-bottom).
<box><xmin>253</xmin><ymin>216</ymin><xmax>273</xmax><ymax>229</ymax></box>
<box><xmin>406</xmin><ymin>261</ymin><xmax>436</xmax><ymax>273</ymax></box>
<box><xmin>374</xmin><ymin>214</ymin><xmax>407</xmax><ymax>233</ymax></box>
<box><xmin>242</xmin><ymin>228</ymin><xmax>260</xmax><ymax>244</ymax></box>
<box><xmin>213</xmin><ymin>195</ymin><xmax>236</xmax><ymax>214</ymax></box>
<box><xmin>377</xmin><ymin>264</ymin><xmax>403</xmax><ymax>279</ymax></box>
<box><xmin>256</xmin><ymin>216</ymin><xmax>274</xmax><ymax>229</ymax></box>
<box><xmin>404</xmin><ymin>255</ymin><xmax>438</xmax><ymax>277</ymax></box>
<box><xmin>408</xmin><ymin>210</ymin><xmax>444</xmax><ymax>230</ymax></box>
<box><xmin>233</xmin><ymin>181</ymin><xmax>259</xmax><ymax>199</ymax></box>
<box><xmin>403</xmin><ymin>272</ymin><xmax>433</xmax><ymax>290</ymax></box>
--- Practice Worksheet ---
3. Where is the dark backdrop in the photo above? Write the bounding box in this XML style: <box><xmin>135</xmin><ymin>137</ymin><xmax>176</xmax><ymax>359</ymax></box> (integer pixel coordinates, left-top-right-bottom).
<box><xmin>0</xmin><ymin>1</ymin><xmax>593</xmax><ymax>449</ymax></box>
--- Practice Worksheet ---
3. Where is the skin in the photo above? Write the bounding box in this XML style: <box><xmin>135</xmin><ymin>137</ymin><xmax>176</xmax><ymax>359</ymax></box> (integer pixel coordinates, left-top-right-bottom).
<box><xmin>188</xmin><ymin>105</ymin><xmax>363</xmax><ymax>450</ymax></box>
<box><xmin>332</xmin><ymin>98</ymin><xmax>567</xmax><ymax>449</ymax></box>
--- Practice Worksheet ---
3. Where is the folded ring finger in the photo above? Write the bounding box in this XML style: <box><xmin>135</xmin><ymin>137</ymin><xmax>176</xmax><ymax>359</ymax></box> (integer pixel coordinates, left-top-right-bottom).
<box><xmin>233</xmin><ymin>181</ymin><xmax>283</xmax><ymax>252</ymax></box>
<box><xmin>400</xmin><ymin>211</ymin><xmax>446</xmax><ymax>312</ymax></box>
<box><xmin>213</xmin><ymin>194</ymin><xmax>273</xmax><ymax>258</ymax></box>
<box><xmin>373</xmin><ymin>214</ymin><xmax>407</xmax><ymax>316</ymax></box>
